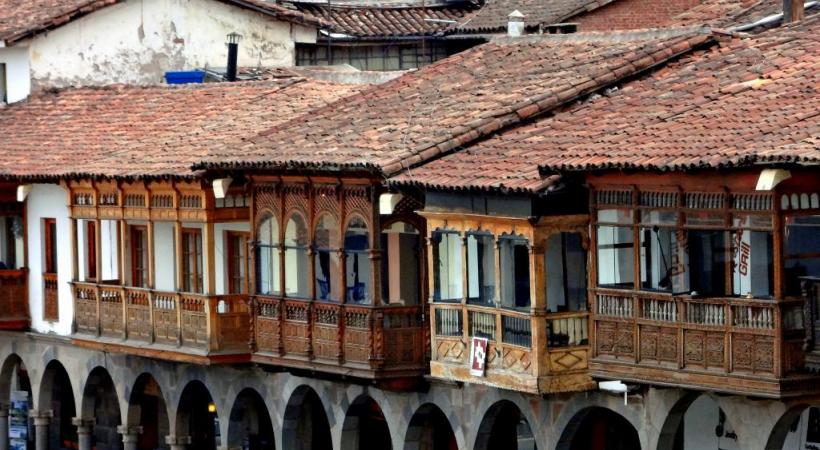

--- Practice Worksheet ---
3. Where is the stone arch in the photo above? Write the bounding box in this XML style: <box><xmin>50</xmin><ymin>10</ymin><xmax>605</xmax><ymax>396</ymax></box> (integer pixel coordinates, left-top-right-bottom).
<box><xmin>474</xmin><ymin>399</ymin><xmax>537</xmax><ymax>450</ymax></box>
<box><xmin>38</xmin><ymin>359</ymin><xmax>78</xmax><ymax>450</ymax></box>
<box><xmin>556</xmin><ymin>406</ymin><xmax>640</xmax><ymax>450</ymax></box>
<box><xmin>655</xmin><ymin>392</ymin><xmax>741</xmax><ymax>450</ymax></box>
<box><xmin>227</xmin><ymin>387</ymin><xmax>275</xmax><ymax>450</ymax></box>
<box><xmin>176</xmin><ymin>379</ymin><xmax>219</xmax><ymax>450</ymax></box>
<box><xmin>403</xmin><ymin>403</ymin><xmax>458</xmax><ymax>450</ymax></box>
<box><xmin>282</xmin><ymin>385</ymin><xmax>332</xmax><ymax>450</ymax></box>
<box><xmin>764</xmin><ymin>402</ymin><xmax>820</xmax><ymax>450</ymax></box>
<box><xmin>81</xmin><ymin>366</ymin><xmax>123</xmax><ymax>450</ymax></box>
<box><xmin>0</xmin><ymin>353</ymin><xmax>32</xmax><ymax>404</ymax></box>
<box><xmin>341</xmin><ymin>394</ymin><xmax>391</xmax><ymax>450</ymax></box>
<box><xmin>127</xmin><ymin>372</ymin><xmax>171</xmax><ymax>450</ymax></box>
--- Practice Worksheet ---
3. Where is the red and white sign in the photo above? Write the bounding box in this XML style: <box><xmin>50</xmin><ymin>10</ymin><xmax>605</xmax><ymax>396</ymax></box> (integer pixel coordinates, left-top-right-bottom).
<box><xmin>470</xmin><ymin>337</ymin><xmax>489</xmax><ymax>376</ymax></box>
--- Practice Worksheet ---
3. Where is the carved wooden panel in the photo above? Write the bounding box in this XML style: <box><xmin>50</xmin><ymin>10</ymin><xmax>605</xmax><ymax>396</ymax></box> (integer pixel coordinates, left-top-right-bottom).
<box><xmin>384</xmin><ymin>328</ymin><xmax>424</xmax><ymax>365</ymax></box>
<box><xmin>684</xmin><ymin>330</ymin><xmax>725</xmax><ymax>369</ymax></box>
<box><xmin>125</xmin><ymin>289</ymin><xmax>150</xmax><ymax>341</ymax></box>
<box><xmin>217</xmin><ymin>313</ymin><xmax>251</xmax><ymax>349</ymax></box>
<box><xmin>595</xmin><ymin>321</ymin><xmax>634</xmax><ymax>358</ymax></box>
<box><xmin>255</xmin><ymin>316</ymin><xmax>280</xmax><ymax>354</ymax></box>
<box><xmin>181</xmin><ymin>310</ymin><xmax>207</xmax><ymax>347</ymax></box>
<box><xmin>0</xmin><ymin>272</ymin><xmax>26</xmax><ymax>320</ymax></box>
<box><xmin>501</xmin><ymin>347</ymin><xmax>533</xmax><ymax>374</ymax></box>
<box><xmin>255</xmin><ymin>184</ymin><xmax>280</xmax><ymax>216</ymax></box>
<box><xmin>733</xmin><ymin>334</ymin><xmax>774</xmax><ymax>373</ymax></box>
<box><xmin>312</xmin><ymin>303</ymin><xmax>340</xmax><ymax>360</ymax></box>
<box><xmin>344</xmin><ymin>328</ymin><xmax>371</xmax><ymax>362</ymax></box>
<box><xmin>343</xmin><ymin>186</ymin><xmax>371</xmax><ymax>225</ymax></box>
<box><xmin>73</xmin><ymin>285</ymin><xmax>97</xmax><ymax>333</ymax></box>
<box><xmin>639</xmin><ymin>325</ymin><xmax>677</xmax><ymax>363</ymax></box>
<box><xmin>100</xmin><ymin>290</ymin><xmax>123</xmax><ymax>338</ymax></box>
<box><xmin>313</xmin><ymin>185</ymin><xmax>340</xmax><ymax>223</ymax></box>
<box><xmin>549</xmin><ymin>349</ymin><xmax>589</xmax><ymax>372</ymax></box>
<box><xmin>283</xmin><ymin>184</ymin><xmax>309</xmax><ymax>220</ymax></box>
<box><xmin>153</xmin><ymin>298</ymin><xmax>178</xmax><ymax>345</ymax></box>
<box><xmin>43</xmin><ymin>274</ymin><xmax>60</xmax><ymax>321</ymax></box>
<box><xmin>282</xmin><ymin>322</ymin><xmax>310</xmax><ymax>355</ymax></box>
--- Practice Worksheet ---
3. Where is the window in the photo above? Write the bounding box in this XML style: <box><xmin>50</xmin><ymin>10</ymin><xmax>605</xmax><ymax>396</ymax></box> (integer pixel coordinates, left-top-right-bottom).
<box><xmin>466</xmin><ymin>232</ymin><xmax>495</xmax><ymax>305</ymax></box>
<box><xmin>0</xmin><ymin>63</ymin><xmax>6</xmax><ymax>104</ymax></box>
<box><xmin>596</xmin><ymin>209</ymin><xmax>634</xmax><ymax>288</ymax></box>
<box><xmin>432</xmin><ymin>230</ymin><xmax>462</xmax><ymax>302</ymax></box>
<box><xmin>86</xmin><ymin>221</ymin><xmax>97</xmax><ymax>281</ymax></box>
<box><xmin>784</xmin><ymin>215</ymin><xmax>820</xmax><ymax>296</ymax></box>
<box><xmin>284</xmin><ymin>214</ymin><xmax>309</xmax><ymax>298</ymax></box>
<box><xmin>226</xmin><ymin>232</ymin><xmax>248</xmax><ymax>294</ymax></box>
<box><xmin>547</xmin><ymin>232</ymin><xmax>587</xmax><ymax>312</ymax></box>
<box><xmin>381</xmin><ymin>222</ymin><xmax>420</xmax><ymax>305</ymax></box>
<box><xmin>731</xmin><ymin>215</ymin><xmax>773</xmax><ymax>298</ymax></box>
<box><xmin>345</xmin><ymin>217</ymin><xmax>370</xmax><ymax>303</ymax></box>
<box><xmin>687</xmin><ymin>230</ymin><xmax>727</xmax><ymax>297</ymax></box>
<box><xmin>43</xmin><ymin>218</ymin><xmax>57</xmax><ymax>274</ymax></box>
<box><xmin>256</xmin><ymin>216</ymin><xmax>280</xmax><ymax>295</ymax></box>
<box><xmin>181</xmin><ymin>229</ymin><xmax>203</xmax><ymax>293</ymax></box>
<box><xmin>314</xmin><ymin>215</ymin><xmax>341</xmax><ymax>301</ymax></box>
<box><xmin>0</xmin><ymin>215</ymin><xmax>23</xmax><ymax>269</ymax></box>
<box><xmin>130</xmin><ymin>226</ymin><xmax>148</xmax><ymax>288</ymax></box>
<box><xmin>499</xmin><ymin>235</ymin><xmax>531</xmax><ymax>309</ymax></box>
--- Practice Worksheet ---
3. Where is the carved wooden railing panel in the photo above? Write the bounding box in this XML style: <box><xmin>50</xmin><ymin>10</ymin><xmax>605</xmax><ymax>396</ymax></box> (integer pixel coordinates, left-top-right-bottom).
<box><xmin>99</xmin><ymin>287</ymin><xmax>123</xmax><ymax>338</ymax></box>
<box><xmin>282</xmin><ymin>300</ymin><xmax>311</xmax><ymax>355</ymax></box>
<box><xmin>0</xmin><ymin>270</ymin><xmax>28</xmax><ymax>326</ymax></box>
<box><xmin>125</xmin><ymin>288</ymin><xmax>151</xmax><ymax>342</ymax></box>
<box><xmin>43</xmin><ymin>273</ymin><xmax>59</xmax><ymax>321</ymax></box>
<box><xmin>255</xmin><ymin>296</ymin><xmax>281</xmax><ymax>353</ymax></box>
<box><xmin>312</xmin><ymin>302</ymin><xmax>341</xmax><ymax>360</ymax></box>
<box><xmin>805</xmin><ymin>277</ymin><xmax>820</xmax><ymax>352</ymax></box>
<box><xmin>180</xmin><ymin>294</ymin><xmax>207</xmax><ymax>347</ymax></box>
<box><xmin>344</xmin><ymin>306</ymin><xmax>372</xmax><ymax>363</ymax></box>
<box><xmin>152</xmin><ymin>292</ymin><xmax>179</xmax><ymax>345</ymax></box>
<box><xmin>215</xmin><ymin>295</ymin><xmax>250</xmax><ymax>350</ymax></box>
<box><xmin>72</xmin><ymin>282</ymin><xmax>97</xmax><ymax>334</ymax></box>
<box><xmin>382</xmin><ymin>306</ymin><xmax>424</xmax><ymax>366</ymax></box>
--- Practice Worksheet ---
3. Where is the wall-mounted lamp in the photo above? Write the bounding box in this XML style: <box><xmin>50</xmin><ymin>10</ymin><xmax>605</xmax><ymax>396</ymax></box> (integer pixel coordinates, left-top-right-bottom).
<box><xmin>207</xmin><ymin>403</ymin><xmax>217</xmax><ymax>413</ymax></box>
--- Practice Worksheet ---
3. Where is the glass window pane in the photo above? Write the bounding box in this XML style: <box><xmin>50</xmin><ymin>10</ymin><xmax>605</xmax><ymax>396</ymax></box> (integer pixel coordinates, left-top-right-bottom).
<box><xmin>596</xmin><ymin>226</ymin><xmax>634</xmax><ymax>288</ymax></box>
<box><xmin>640</xmin><ymin>227</ymin><xmax>682</xmax><ymax>292</ymax></box>
<box><xmin>784</xmin><ymin>215</ymin><xmax>820</xmax><ymax>295</ymax></box>
<box><xmin>467</xmin><ymin>233</ymin><xmax>495</xmax><ymax>305</ymax></box>
<box><xmin>381</xmin><ymin>222</ymin><xmax>420</xmax><ymax>305</ymax></box>
<box><xmin>687</xmin><ymin>230</ymin><xmax>727</xmax><ymax>297</ymax></box>
<box><xmin>345</xmin><ymin>217</ymin><xmax>370</xmax><ymax>303</ymax></box>
<box><xmin>731</xmin><ymin>229</ymin><xmax>773</xmax><ymax>298</ymax></box>
<box><xmin>499</xmin><ymin>236</ymin><xmax>530</xmax><ymax>309</ymax></box>
<box><xmin>314</xmin><ymin>215</ymin><xmax>340</xmax><ymax>301</ymax></box>
<box><xmin>547</xmin><ymin>232</ymin><xmax>587</xmax><ymax>312</ymax></box>
<box><xmin>285</xmin><ymin>215</ymin><xmax>309</xmax><ymax>298</ymax></box>
<box><xmin>598</xmin><ymin>209</ymin><xmax>633</xmax><ymax>224</ymax></box>
<box><xmin>432</xmin><ymin>231</ymin><xmax>462</xmax><ymax>302</ymax></box>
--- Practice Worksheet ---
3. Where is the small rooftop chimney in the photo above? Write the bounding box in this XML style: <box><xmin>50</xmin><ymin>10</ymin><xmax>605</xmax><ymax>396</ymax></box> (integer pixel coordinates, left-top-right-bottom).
<box><xmin>225</xmin><ymin>32</ymin><xmax>242</xmax><ymax>82</ymax></box>
<box><xmin>782</xmin><ymin>0</ymin><xmax>805</xmax><ymax>23</ymax></box>
<box><xmin>507</xmin><ymin>10</ymin><xmax>525</xmax><ymax>37</ymax></box>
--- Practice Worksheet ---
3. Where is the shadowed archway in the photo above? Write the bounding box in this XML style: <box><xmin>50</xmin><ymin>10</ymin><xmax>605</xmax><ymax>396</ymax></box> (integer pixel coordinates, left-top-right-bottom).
<box><xmin>403</xmin><ymin>403</ymin><xmax>457</xmax><ymax>450</ymax></box>
<box><xmin>176</xmin><ymin>380</ymin><xmax>219</xmax><ymax>450</ymax></box>
<box><xmin>227</xmin><ymin>388</ymin><xmax>275</xmax><ymax>450</ymax></box>
<box><xmin>341</xmin><ymin>395</ymin><xmax>391</xmax><ymax>450</ymax></box>
<box><xmin>474</xmin><ymin>400</ymin><xmax>536</xmax><ymax>450</ymax></box>
<box><xmin>765</xmin><ymin>403</ymin><xmax>820</xmax><ymax>450</ymax></box>
<box><xmin>81</xmin><ymin>367</ymin><xmax>123</xmax><ymax>450</ymax></box>
<box><xmin>127</xmin><ymin>373</ymin><xmax>170</xmax><ymax>450</ymax></box>
<box><xmin>39</xmin><ymin>360</ymin><xmax>77</xmax><ymax>450</ymax></box>
<box><xmin>557</xmin><ymin>406</ymin><xmax>640</xmax><ymax>450</ymax></box>
<box><xmin>282</xmin><ymin>386</ymin><xmax>332</xmax><ymax>450</ymax></box>
<box><xmin>656</xmin><ymin>393</ymin><xmax>740</xmax><ymax>450</ymax></box>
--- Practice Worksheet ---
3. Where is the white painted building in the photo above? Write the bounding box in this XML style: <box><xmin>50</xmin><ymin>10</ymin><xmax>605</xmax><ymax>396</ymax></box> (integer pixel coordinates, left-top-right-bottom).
<box><xmin>0</xmin><ymin>0</ymin><xmax>321</xmax><ymax>102</ymax></box>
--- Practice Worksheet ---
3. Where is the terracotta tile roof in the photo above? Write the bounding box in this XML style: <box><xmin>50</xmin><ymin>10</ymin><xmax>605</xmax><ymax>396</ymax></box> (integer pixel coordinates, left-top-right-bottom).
<box><xmin>0</xmin><ymin>79</ymin><xmax>364</xmax><ymax>180</ymax></box>
<box><xmin>672</xmin><ymin>0</ymin><xmax>819</xmax><ymax>29</ymax></box>
<box><xmin>294</xmin><ymin>2</ymin><xmax>477</xmax><ymax>37</ymax></box>
<box><xmin>456</xmin><ymin>0</ymin><xmax>617</xmax><ymax>33</ymax></box>
<box><xmin>390</xmin><ymin>15</ymin><xmax>820</xmax><ymax>193</ymax></box>
<box><xmin>0</xmin><ymin>0</ymin><xmax>325</xmax><ymax>45</ymax></box>
<box><xmin>198</xmin><ymin>27</ymin><xmax>715</xmax><ymax>176</ymax></box>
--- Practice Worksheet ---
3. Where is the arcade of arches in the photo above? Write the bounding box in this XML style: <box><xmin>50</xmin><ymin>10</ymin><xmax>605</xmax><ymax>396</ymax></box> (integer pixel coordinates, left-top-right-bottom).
<box><xmin>0</xmin><ymin>334</ymin><xmax>817</xmax><ymax>450</ymax></box>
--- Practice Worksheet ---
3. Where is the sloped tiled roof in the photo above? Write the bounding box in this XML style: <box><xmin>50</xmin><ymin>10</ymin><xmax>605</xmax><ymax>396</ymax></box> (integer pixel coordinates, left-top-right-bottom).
<box><xmin>295</xmin><ymin>2</ymin><xmax>477</xmax><ymax>37</ymax></box>
<box><xmin>672</xmin><ymin>0</ymin><xmax>820</xmax><ymax>29</ymax></box>
<box><xmin>456</xmin><ymin>0</ymin><xmax>616</xmax><ymax>33</ymax></box>
<box><xmin>198</xmin><ymin>27</ymin><xmax>715</xmax><ymax>176</ymax></box>
<box><xmin>0</xmin><ymin>0</ymin><xmax>326</xmax><ymax>45</ymax></box>
<box><xmin>390</xmin><ymin>15</ymin><xmax>820</xmax><ymax>193</ymax></box>
<box><xmin>0</xmin><ymin>79</ymin><xmax>364</xmax><ymax>179</ymax></box>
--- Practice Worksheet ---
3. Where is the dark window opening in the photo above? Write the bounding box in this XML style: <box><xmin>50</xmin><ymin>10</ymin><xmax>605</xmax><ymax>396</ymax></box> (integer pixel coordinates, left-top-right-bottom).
<box><xmin>182</xmin><ymin>229</ymin><xmax>203</xmax><ymax>293</ymax></box>
<box><xmin>547</xmin><ymin>232</ymin><xmax>587</xmax><ymax>312</ymax></box>
<box><xmin>500</xmin><ymin>236</ymin><xmax>530</xmax><ymax>309</ymax></box>
<box><xmin>432</xmin><ymin>231</ymin><xmax>462</xmax><ymax>302</ymax></box>
<box><xmin>687</xmin><ymin>230</ymin><xmax>727</xmax><ymax>297</ymax></box>
<box><xmin>467</xmin><ymin>232</ymin><xmax>495</xmax><ymax>305</ymax></box>
<box><xmin>130</xmin><ymin>226</ymin><xmax>148</xmax><ymax>288</ymax></box>
<box><xmin>784</xmin><ymin>215</ymin><xmax>820</xmax><ymax>296</ymax></box>
<box><xmin>345</xmin><ymin>217</ymin><xmax>370</xmax><ymax>303</ymax></box>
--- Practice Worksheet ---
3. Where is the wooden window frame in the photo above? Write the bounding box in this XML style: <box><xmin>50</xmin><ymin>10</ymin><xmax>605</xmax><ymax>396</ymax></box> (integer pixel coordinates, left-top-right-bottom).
<box><xmin>181</xmin><ymin>228</ymin><xmax>203</xmax><ymax>293</ymax></box>
<box><xmin>86</xmin><ymin>220</ymin><xmax>97</xmax><ymax>281</ymax></box>
<box><xmin>130</xmin><ymin>225</ymin><xmax>148</xmax><ymax>288</ymax></box>
<box><xmin>42</xmin><ymin>218</ymin><xmax>59</xmax><ymax>321</ymax></box>
<box><xmin>43</xmin><ymin>218</ymin><xmax>57</xmax><ymax>274</ymax></box>
<box><xmin>226</xmin><ymin>231</ymin><xmax>249</xmax><ymax>294</ymax></box>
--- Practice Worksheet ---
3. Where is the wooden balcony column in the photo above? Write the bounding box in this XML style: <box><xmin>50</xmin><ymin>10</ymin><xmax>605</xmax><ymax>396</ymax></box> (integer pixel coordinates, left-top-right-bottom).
<box><xmin>531</xmin><ymin>239</ymin><xmax>548</xmax><ymax>378</ymax></box>
<box><xmin>204</xmin><ymin>222</ymin><xmax>218</xmax><ymax>352</ymax></box>
<box><xmin>336</xmin><ymin>248</ymin><xmax>346</xmax><ymax>363</ymax></box>
<box><xmin>462</xmin><ymin>233</ymin><xmax>471</xmax><ymax>344</ymax></box>
<box><xmin>493</xmin><ymin>238</ymin><xmax>503</xmax><ymax>344</ymax></box>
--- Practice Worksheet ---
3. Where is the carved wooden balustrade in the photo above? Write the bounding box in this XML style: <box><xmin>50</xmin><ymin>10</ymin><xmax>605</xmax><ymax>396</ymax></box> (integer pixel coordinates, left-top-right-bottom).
<box><xmin>590</xmin><ymin>288</ymin><xmax>810</xmax><ymax>397</ymax></box>
<box><xmin>803</xmin><ymin>277</ymin><xmax>820</xmax><ymax>371</ymax></box>
<box><xmin>430</xmin><ymin>302</ymin><xmax>593</xmax><ymax>394</ymax></box>
<box><xmin>0</xmin><ymin>269</ymin><xmax>28</xmax><ymax>330</ymax></box>
<box><xmin>71</xmin><ymin>282</ymin><xmax>251</xmax><ymax>359</ymax></box>
<box><xmin>252</xmin><ymin>295</ymin><xmax>426</xmax><ymax>379</ymax></box>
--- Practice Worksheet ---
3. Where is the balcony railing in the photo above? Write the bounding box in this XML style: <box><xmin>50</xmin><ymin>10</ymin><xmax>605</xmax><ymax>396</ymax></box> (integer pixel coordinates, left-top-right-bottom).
<box><xmin>253</xmin><ymin>295</ymin><xmax>426</xmax><ymax>377</ymax></box>
<box><xmin>591</xmin><ymin>288</ymin><xmax>811</xmax><ymax>396</ymax></box>
<box><xmin>804</xmin><ymin>277</ymin><xmax>820</xmax><ymax>371</ymax></box>
<box><xmin>0</xmin><ymin>269</ymin><xmax>28</xmax><ymax>330</ymax></box>
<box><xmin>430</xmin><ymin>302</ymin><xmax>591</xmax><ymax>394</ymax></box>
<box><xmin>72</xmin><ymin>282</ymin><xmax>250</xmax><ymax>354</ymax></box>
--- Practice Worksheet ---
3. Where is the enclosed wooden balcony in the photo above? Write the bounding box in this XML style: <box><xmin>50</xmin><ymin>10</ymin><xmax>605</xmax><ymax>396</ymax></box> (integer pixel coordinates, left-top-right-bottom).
<box><xmin>803</xmin><ymin>277</ymin><xmax>820</xmax><ymax>371</ymax></box>
<box><xmin>252</xmin><ymin>296</ymin><xmax>426</xmax><ymax>379</ymax></box>
<box><xmin>0</xmin><ymin>269</ymin><xmax>29</xmax><ymax>330</ymax></box>
<box><xmin>72</xmin><ymin>282</ymin><xmax>250</xmax><ymax>363</ymax></box>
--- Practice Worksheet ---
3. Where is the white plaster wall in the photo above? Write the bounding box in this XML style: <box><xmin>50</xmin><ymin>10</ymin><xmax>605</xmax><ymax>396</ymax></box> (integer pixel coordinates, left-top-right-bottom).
<box><xmin>154</xmin><ymin>222</ymin><xmax>176</xmax><ymax>291</ymax></box>
<box><xmin>20</xmin><ymin>0</ymin><xmax>317</xmax><ymax>88</ymax></box>
<box><xmin>684</xmin><ymin>396</ymin><xmax>740</xmax><ymax>450</ymax></box>
<box><xmin>214</xmin><ymin>222</ymin><xmax>249</xmax><ymax>295</ymax></box>
<box><xmin>0</xmin><ymin>46</ymin><xmax>31</xmax><ymax>103</ymax></box>
<box><xmin>26</xmin><ymin>184</ymin><xmax>73</xmax><ymax>336</ymax></box>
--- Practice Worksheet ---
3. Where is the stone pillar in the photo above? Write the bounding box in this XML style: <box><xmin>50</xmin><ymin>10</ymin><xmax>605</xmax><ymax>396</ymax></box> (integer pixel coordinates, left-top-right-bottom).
<box><xmin>30</xmin><ymin>410</ymin><xmax>52</xmax><ymax>450</ymax></box>
<box><xmin>118</xmin><ymin>425</ymin><xmax>142</xmax><ymax>450</ymax></box>
<box><xmin>72</xmin><ymin>417</ymin><xmax>95</xmax><ymax>450</ymax></box>
<box><xmin>165</xmin><ymin>435</ymin><xmax>191</xmax><ymax>450</ymax></box>
<box><xmin>0</xmin><ymin>405</ymin><xmax>9</xmax><ymax>450</ymax></box>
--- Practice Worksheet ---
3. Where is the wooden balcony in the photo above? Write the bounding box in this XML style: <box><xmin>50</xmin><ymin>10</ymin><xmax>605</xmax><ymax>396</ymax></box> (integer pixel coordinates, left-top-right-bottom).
<box><xmin>589</xmin><ymin>288</ymin><xmax>817</xmax><ymax>398</ymax></box>
<box><xmin>252</xmin><ymin>295</ymin><xmax>427</xmax><ymax>383</ymax></box>
<box><xmin>803</xmin><ymin>277</ymin><xmax>820</xmax><ymax>372</ymax></box>
<box><xmin>0</xmin><ymin>269</ymin><xmax>28</xmax><ymax>330</ymax></box>
<box><xmin>430</xmin><ymin>303</ymin><xmax>595</xmax><ymax>394</ymax></box>
<box><xmin>71</xmin><ymin>282</ymin><xmax>251</xmax><ymax>364</ymax></box>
